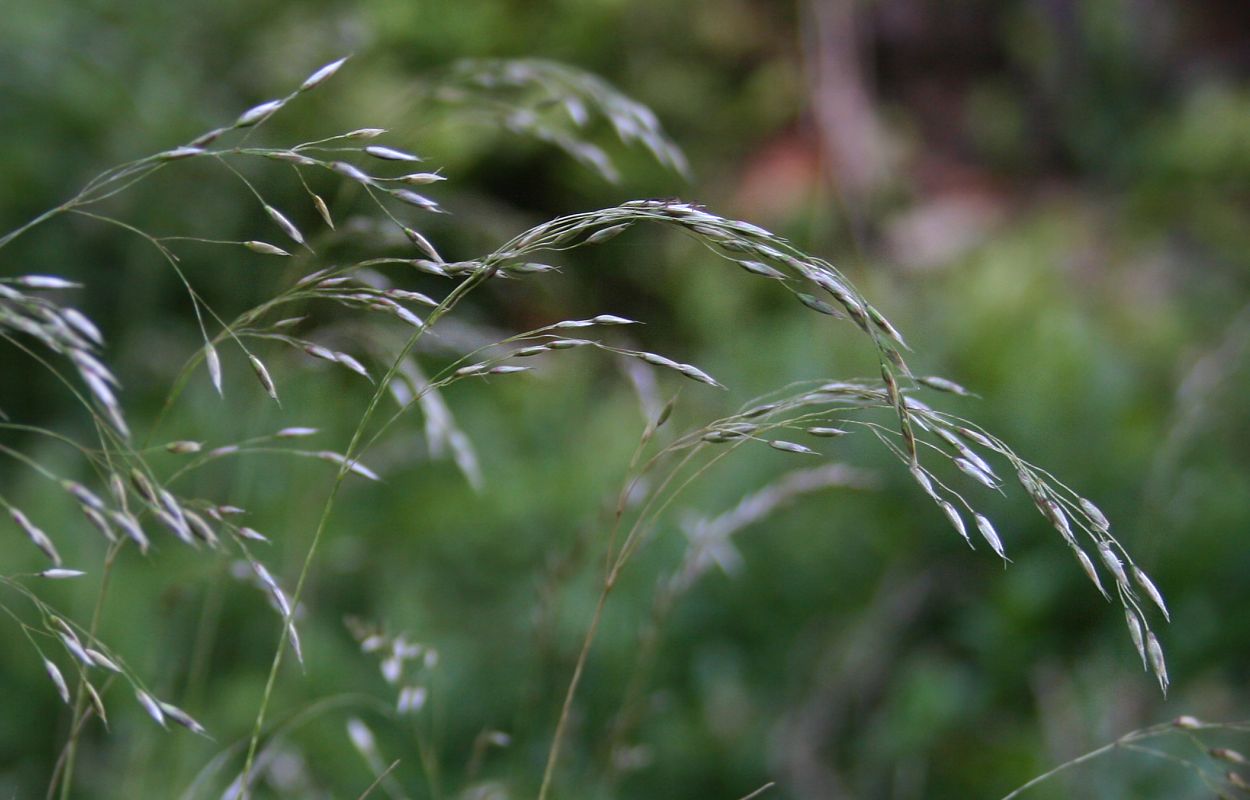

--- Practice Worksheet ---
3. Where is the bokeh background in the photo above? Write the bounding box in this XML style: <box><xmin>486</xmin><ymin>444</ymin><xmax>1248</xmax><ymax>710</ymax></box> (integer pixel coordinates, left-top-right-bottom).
<box><xmin>2</xmin><ymin>0</ymin><xmax>1249</xmax><ymax>798</ymax></box>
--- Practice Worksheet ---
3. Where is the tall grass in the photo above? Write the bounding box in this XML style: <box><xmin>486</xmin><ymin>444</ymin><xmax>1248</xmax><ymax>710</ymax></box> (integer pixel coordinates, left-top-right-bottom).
<box><xmin>0</xmin><ymin>55</ymin><xmax>1202</xmax><ymax>798</ymax></box>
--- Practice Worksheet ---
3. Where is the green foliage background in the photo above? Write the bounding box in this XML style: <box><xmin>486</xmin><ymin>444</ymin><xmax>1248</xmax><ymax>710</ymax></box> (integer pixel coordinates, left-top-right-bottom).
<box><xmin>1</xmin><ymin>0</ymin><xmax>1248</xmax><ymax>797</ymax></box>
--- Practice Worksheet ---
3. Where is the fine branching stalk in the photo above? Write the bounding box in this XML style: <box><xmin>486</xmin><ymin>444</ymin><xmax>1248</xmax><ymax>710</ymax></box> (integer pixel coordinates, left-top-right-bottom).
<box><xmin>0</xmin><ymin>54</ymin><xmax>1178</xmax><ymax>799</ymax></box>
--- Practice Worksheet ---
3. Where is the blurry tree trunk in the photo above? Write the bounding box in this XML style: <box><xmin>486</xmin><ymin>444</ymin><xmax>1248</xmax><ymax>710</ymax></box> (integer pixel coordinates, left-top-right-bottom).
<box><xmin>802</xmin><ymin>0</ymin><xmax>887</xmax><ymax>214</ymax></box>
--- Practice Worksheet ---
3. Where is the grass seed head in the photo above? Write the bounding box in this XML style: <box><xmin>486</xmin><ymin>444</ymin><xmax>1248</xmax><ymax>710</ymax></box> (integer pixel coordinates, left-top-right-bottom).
<box><xmin>248</xmin><ymin>354</ymin><xmax>278</xmax><ymax>402</ymax></box>
<box><xmin>974</xmin><ymin>514</ymin><xmax>1007</xmax><ymax>560</ymax></box>
<box><xmin>44</xmin><ymin>660</ymin><xmax>70</xmax><ymax>704</ymax></box>
<box><xmin>300</xmin><ymin>56</ymin><xmax>349</xmax><ymax>92</ymax></box>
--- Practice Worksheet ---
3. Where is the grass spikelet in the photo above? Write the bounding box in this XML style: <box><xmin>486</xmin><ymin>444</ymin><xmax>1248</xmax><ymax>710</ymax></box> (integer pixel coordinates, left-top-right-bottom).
<box><xmin>806</xmin><ymin>427</ymin><xmax>848</xmax><ymax>437</ymax></box>
<box><xmin>312</xmin><ymin>194</ymin><xmax>334</xmax><ymax>229</ymax></box>
<box><xmin>243</xmin><ymin>241</ymin><xmax>291</xmax><ymax>257</ymax></box>
<box><xmin>205</xmin><ymin>342</ymin><xmax>223</xmax><ymax>396</ymax></box>
<box><xmin>1125</xmin><ymin>609</ymin><xmax>1148</xmax><ymax>670</ymax></box>
<box><xmin>235</xmin><ymin>99</ymin><xmax>283</xmax><ymax>128</ymax></box>
<box><xmin>135</xmin><ymin>689</ymin><xmax>167</xmax><ymax>728</ymax></box>
<box><xmin>300</xmin><ymin>56</ymin><xmax>349</xmax><ymax>92</ymax></box>
<box><xmin>165</xmin><ymin>440</ymin><xmax>202</xmax><ymax>454</ymax></box>
<box><xmin>159</xmin><ymin>702</ymin><xmax>209</xmax><ymax>736</ymax></box>
<box><xmin>1042</xmin><ymin>499</ymin><xmax>1076</xmax><ymax>546</ymax></box>
<box><xmin>939</xmin><ymin>501</ymin><xmax>973</xmax><ymax>547</ymax></box>
<box><xmin>365</xmin><ymin>145</ymin><xmax>422</xmax><ymax>162</ymax></box>
<box><xmin>39</xmin><ymin>569</ymin><xmax>85</xmax><ymax>579</ymax></box>
<box><xmin>1097</xmin><ymin>542</ymin><xmax>1129</xmax><ymax>589</ymax></box>
<box><xmin>1146</xmin><ymin>632</ymin><xmax>1168</xmax><ymax>694</ymax></box>
<box><xmin>248</xmin><ymin>354</ymin><xmax>279</xmax><ymax>402</ymax></box>
<box><xmin>44</xmin><ymin>659</ymin><xmax>70</xmax><ymax>704</ymax></box>
<box><xmin>918</xmin><ymin>376</ymin><xmax>972</xmax><ymax>396</ymax></box>
<box><xmin>263</xmin><ymin>205</ymin><xmax>305</xmax><ymax>245</ymax></box>
<box><xmin>974</xmin><ymin>513</ymin><xmax>1007</xmax><ymax>560</ymax></box>
<box><xmin>768</xmin><ymin>440</ymin><xmax>818</xmax><ymax>455</ymax></box>
<box><xmin>11</xmin><ymin>508</ymin><xmax>61</xmax><ymax>565</ymax></box>
<box><xmin>1132</xmin><ymin>566</ymin><xmax>1170</xmax><ymax>621</ymax></box>
<box><xmin>1075</xmin><ymin>548</ymin><xmax>1111</xmax><ymax>600</ymax></box>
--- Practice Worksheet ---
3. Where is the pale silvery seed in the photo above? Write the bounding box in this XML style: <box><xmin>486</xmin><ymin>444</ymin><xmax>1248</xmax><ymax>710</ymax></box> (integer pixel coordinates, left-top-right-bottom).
<box><xmin>399</xmin><ymin>172</ymin><xmax>446</xmax><ymax>185</ymax></box>
<box><xmin>1132</xmin><ymin>566</ymin><xmax>1170</xmax><ymax>622</ymax></box>
<box><xmin>208</xmin><ymin>445</ymin><xmax>240</xmax><ymax>458</ymax></box>
<box><xmin>1173</xmin><ymin>715</ymin><xmax>1203</xmax><ymax>730</ymax></box>
<box><xmin>130</xmin><ymin>468</ymin><xmax>157</xmax><ymax>503</ymax></box>
<box><xmin>316</xmin><ymin>451</ymin><xmax>381</xmax><ymax>481</ymax></box>
<box><xmin>1146</xmin><ymin>632</ymin><xmax>1168</xmax><ymax>692</ymax></box>
<box><xmin>397</xmin><ymin>685</ymin><xmax>428</xmax><ymax>715</ymax></box>
<box><xmin>59</xmin><ymin>633</ymin><xmax>93</xmax><ymax>667</ymax></box>
<box><xmin>918</xmin><ymin>376</ymin><xmax>971</xmax><ymax>396</ymax></box>
<box><xmin>1075</xmin><ymin>548</ymin><xmax>1111</xmax><ymax>600</ymax></box>
<box><xmin>277</xmin><ymin>427</ymin><xmax>318</xmax><ymax>438</ymax></box>
<box><xmin>387</xmin><ymin>289</ymin><xmax>438</xmax><ymax>306</ymax></box>
<box><xmin>909</xmin><ymin>465</ymin><xmax>939</xmax><ymax>500</ymax></box>
<box><xmin>300</xmin><ymin>56</ymin><xmax>349</xmax><ymax>92</ymax></box>
<box><xmin>514</xmin><ymin>346</ymin><xmax>550</xmax><ymax>357</ymax></box>
<box><xmin>591</xmin><ymin>314</ymin><xmax>637</xmax><ymax>325</ymax></box>
<box><xmin>184</xmin><ymin>511</ymin><xmax>219</xmax><ymax>547</ymax></box>
<box><xmin>331</xmin><ymin>161</ymin><xmax>374</xmax><ymax>184</ymax></box>
<box><xmin>233</xmin><ymin>527</ymin><xmax>267</xmax><ymax>544</ymax></box>
<box><xmin>86</xmin><ymin>648</ymin><xmax>122</xmax><ymax>672</ymax></box>
<box><xmin>159</xmin><ymin>702</ymin><xmax>208</xmax><ymax>735</ymax></box>
<box><xmin>769</xmin><ymin>440</ymin><xmax>818</xmax><ymax>455</ymax></box>
<box><xmin>248</xmin><ymin>355</ymin><xmax>278</xmax><ymax>402</ymax></box>
<box><xmin>263</xmin><ymin>150</ymin><xmax>318</xmax><ymax>166</ymax></box>
<box><xmin>263</xmin><ymin>205</ymin><xmax>305</xmax><ymax>245</ymax></box>
<box><xmin>365</xmin><ymin>145</ymin><xmax>422</xmax><ymax>162</ymax></box>
<box><xmin>736</xmin><ymin>260</ymin><xmax>786</xmax><ymax>279</ymax></box>
<box><xmin>347</xmin><ymin>718</ymin><xmax>378</xmax><ymax>754</ymax></box>
<box><xmin>165</xmin><ymin>440</ymin><xmax>203</xmax><ymax>455</ymax></box>
<box><xmin>39</xmin><ymin>569</ymin><xmax>85</xmax><ymax>579</ymax></box>
<box><xmin>806</xmin><ymin>426</ymin><xmax>848</xmax><ymax>437</ymax></box>
<box><xmin>1098</xmin><ymin>542</ymin><xmax>1129</xmax><ymax>588</ymax></box>
<box><xmin>111</xmin><ymin>511</ymin><xmax>149</xmax><ymax>552</ymax></box>
<box><xmin>974</xmin><ymin>514</ymin><xmax>1006</xmax><ymax>560</ymax></box>
<box><xmin>488</xmin><ymin>365</ymin><xmax>529</xmax><ymax>375</ymax></box>
<box><xmin>45</xmin><ymin>659</ymin><xmax>70</xmax><ymax>704</ymax></box>
<box><xmin>82</xmin><ymin>507</ymin><xmax>116</xmax><ymax>542</ymax></box>
<box><xmin>312</xmin><ymin>194</ymin><xmax>334</xmax><ymax>229</ymax></box>
<box><xmin>639</xmin><ymin>352</ymin><xmax>680</xmax><ymax>370</ymax></box>
<box><xmin>586</xmin><ymin>223</ymin><xmax>631</xmax><ymax>244</ymax></box>
<box><xmin>796</xmin><ymin>293</ymin><xmax>839</xmax><ymax>316</ymax></box>
<box><xmin>64</xmin><ymin>481</ymin><xmax>104</xmax><ymax>510</ymax></box>
<box><xmin>335</xmin><ymin>352</ymin><xmax>371</xmax><ymax>380</ymax></box>
<box><xmin>11</xmin><ymin>508</ymin><xmax>61</xmax><ymax>565</ymax></box>
<box><xmin>1125</xmin><ymin>609</ymin><xmax>1148</xmax><ymax>670</ymax></box>
<box><xmin>676</xmin><ymin>363</ymin><xmax>722</xmax><ymax>388</ymax></box>
<box><xmin>14</xmin><ymin>275</ymin><xmax>79</xmax><ymax>289</ymax></box>
<box><xmin>401</xmin><ymin>227</ymin><xmax>442</xmax><ymax>262</ymax></box>
<box><xmin>1211</xmin><ymin>748</ymin><xmax>1249</xmax><ymax>766</ymax></box>
<box><xmin>135</xmin><ymin>689</ymin><xmax>167</xmax><ymax>727</ymax></box>
<box><xmin>235</xmin><ymin>99</ymin><xmax>283</xmax><ymax>128</ymax></box>
<box><xmin>1043</xmin><ymin>499</ymin><xmax>1076</xmax><ymax>546</ymax></box>
<box><xmin>955</xmin><ymin>458</ymin><xmax>998</xmax><ymax>489</ymax></box>
<box><xmin>62</xmin><ymin>308</ymin><xmax>103</xmax><ymax>345</ymax></box>
<box><xmin>154</xmin><ymin>508</ymin><xmax>192</xmax><ymax>545</ymax></box>
<box><xmin>244</xmin><ymin>240</ymin><xmax>291</xmax><ymax>257</ymax></box>
<box><xmin>1079</xmin><ymin>497</ymin><xmax>1111</xmax><ymax>531</ymax></box>
<box><xmin>205</xmin><ymin>343</ymin><xmax>223</xmax><ymax>396</ymax></box>
<box><xmin>157</xmin><ymin>146</ymin><xmax>206</xmax><ymax>161</ymax></box>
<box><xmin>939</xmin><ymin>501</ymin><xmax>973</xmax><ymax>547</ymax></box>
<box><xmin>392</xmin><ymin>189</ymin><xmax>441</xmax><ymax>212</ymax></box>
<box><xmin>346</xmin><ymin>128</ymin><xmax>387</xmax><ymax>139</ymax></box>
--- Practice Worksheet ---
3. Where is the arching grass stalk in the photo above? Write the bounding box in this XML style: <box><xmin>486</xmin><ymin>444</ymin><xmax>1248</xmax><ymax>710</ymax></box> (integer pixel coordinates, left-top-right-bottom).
<box><xmin>238</xmin><ymin>265</ymin><xmax>498</xmax><ymax>796</ymax></box>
